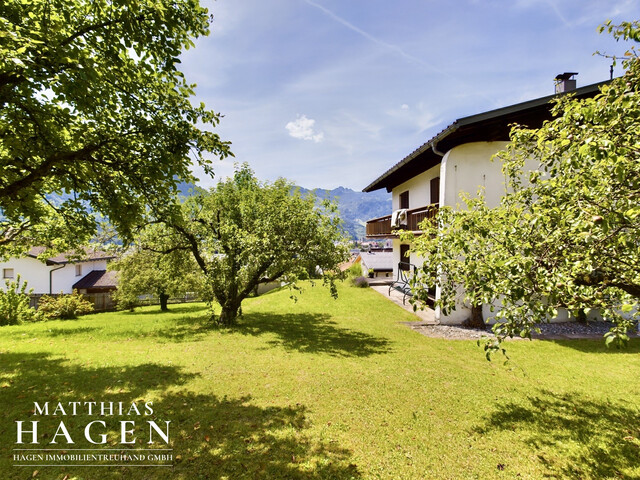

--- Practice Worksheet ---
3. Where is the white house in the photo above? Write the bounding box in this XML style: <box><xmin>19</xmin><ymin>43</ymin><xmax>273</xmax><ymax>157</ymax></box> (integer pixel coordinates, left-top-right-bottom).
<box><xmin>0</xmin><ymin>247</ymin><xmax>117</xmax><ymax>306</ymax></box>
<box><xmin>363</xmin><ymin>74</ymin><xmax>607</xmax><ymax>324</ymax></box>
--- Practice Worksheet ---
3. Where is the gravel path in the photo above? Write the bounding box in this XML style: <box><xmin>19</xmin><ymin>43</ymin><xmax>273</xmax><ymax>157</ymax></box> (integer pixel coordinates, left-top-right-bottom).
<box><xmin>408</xmin><ymin>321</ymin><xmax>639</xmax><ymax>341</ymax></box>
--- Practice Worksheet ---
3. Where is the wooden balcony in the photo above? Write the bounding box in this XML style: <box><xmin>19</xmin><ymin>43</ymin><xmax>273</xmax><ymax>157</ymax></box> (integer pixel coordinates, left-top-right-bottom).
<box><xmin>365</xmin><ymin>204</ymin><xmax>439</xmax><ymax>237</ymax></box>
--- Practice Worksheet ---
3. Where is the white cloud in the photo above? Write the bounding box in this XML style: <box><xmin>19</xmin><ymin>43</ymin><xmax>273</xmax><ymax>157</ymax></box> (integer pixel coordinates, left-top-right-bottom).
<box><xmin>401</xmin><ymin>104</ymin><xmax>410</xmax><ymax>110</ymax></box>
<box><xmin>285</xmin><ymin>114</ymin><xmax>324</xmax><ymax>142</ymax></box>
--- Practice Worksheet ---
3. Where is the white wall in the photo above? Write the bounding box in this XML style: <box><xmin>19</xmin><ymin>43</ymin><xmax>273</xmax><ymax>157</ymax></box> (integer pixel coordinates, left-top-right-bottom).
<box><xmin>0</xmin><ymin>257</ymin><xmax>108</xmax><ymax>294</ymax></box>
<box><xmin>51</xmin><ymin>260</ymin><xmax>108</xmax><ymax>294</ymax></box>
<box><xmin>435</xmin><ymin>140</ymin><xmax>593</xmax><ymax>324</ymax></box>
<box><xmin>391</xmin><ymin>164</ymin><xmax>441</xmax><ymax>210</ymax></box>
<box><xmin>0</xmin><ymin>257</ymin><xmax>52</xmax><ymax>294</ymax></box>
<box><xmin>433</xmin><ymin>141</ymin><xmax>509</xmax><ymax>324</ymax></box>
<box><xmin>440</xmin><ymin>141</ymin><xmax>509</xmax><ymax>209</ymax></box>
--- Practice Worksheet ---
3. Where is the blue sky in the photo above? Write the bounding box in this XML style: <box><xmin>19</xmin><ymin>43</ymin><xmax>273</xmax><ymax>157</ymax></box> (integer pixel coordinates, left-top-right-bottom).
<box><xmin>181</xmin><ymin>0</ymin><xmax>640</xmax><ymax>190</ymax></box>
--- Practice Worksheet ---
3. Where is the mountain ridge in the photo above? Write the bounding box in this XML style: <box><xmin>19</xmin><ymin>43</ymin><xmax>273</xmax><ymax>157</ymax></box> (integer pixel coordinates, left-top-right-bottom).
<box><xmin>47</xmin><ymin>181</ymin><xmax>389</xmax><ymax>241</ymax></box>
<box><xmin>295</xmin><ymin>186</ymin><xmax>391</xmax><ymax>240</ymax></box>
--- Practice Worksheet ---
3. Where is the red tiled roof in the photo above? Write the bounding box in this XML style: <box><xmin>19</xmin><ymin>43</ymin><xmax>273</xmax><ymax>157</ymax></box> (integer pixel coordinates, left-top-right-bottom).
<box><xmin>72</xmin><ymin>270</ymin><xmax>118</xmax><ymax>290</ymax></box>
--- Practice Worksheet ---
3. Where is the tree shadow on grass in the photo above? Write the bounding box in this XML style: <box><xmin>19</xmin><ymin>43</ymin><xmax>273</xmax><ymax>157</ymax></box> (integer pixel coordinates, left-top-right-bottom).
<box><xmin>151</xmin><ymin>320</ymin><xmax>214</xmax><ymax>342</ymax></box>
<box><xmin>120</xmin><ymin>304</ymin><xmax>209</xmax><ymax>316</ymax></box>
<box><xmin>150</xmin><ymin>392</ymin><xmax>361</xmax><ymax>479</ymax></box>
<box><xmin>0</xmin><ymin>351</ymin><xmax>197</xmax><ymax>413</ymax></box>
<box><xmin>12</xmin><ymin>313</ymin><xmax>214</xmax><ymax>343</ymax></box>
<box><xmin>135</xmin><ymin>314</ymin><xmax>214</xmax><ymax>343</ymax></box>
<box><xmin>232</xmin><ymin>312</ymin><xmax>392</xmax><ymax>357</ymax></box>
<box><xmin>474</xmin><ymin>389</ymin><xmax>640</xmax><ymax>479</ymax></box>
<box><xmin>18</xmin><ymin>326</ymin><xmax>97</xmax><ymax>337</ymax></box>
<box><xmin>0</xmin><ymin>352</ymin><xmax>361</xmax><ymax>479</ymax></box>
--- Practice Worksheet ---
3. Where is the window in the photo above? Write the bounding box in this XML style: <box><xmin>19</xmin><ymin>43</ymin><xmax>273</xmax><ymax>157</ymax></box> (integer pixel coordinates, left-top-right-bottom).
<box><xmin>75</xmin><ymin>264</ymin><xmax>82</xmax><ymax>277</ymax></box>
<box><xmin>399</xmin><ymin>191</ymin><xmax>409</xmax><ymax>209</ymax></box>
<box><xmin>430</xmin><ymin>177</ymin><xmax>440</xmax><ymax>205</ymax></box>
<box><xmin>3</xmin><ymin>268</ymin><xmax>14</xmax><ymax>279</ymax></box>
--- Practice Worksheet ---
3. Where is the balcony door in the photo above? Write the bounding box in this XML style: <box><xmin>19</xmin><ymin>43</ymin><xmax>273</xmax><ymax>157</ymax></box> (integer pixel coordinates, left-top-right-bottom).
<box><xmin>399</xmin><ymin>244</ymin><xmax>410</xmax><ymax>271</ymax></box>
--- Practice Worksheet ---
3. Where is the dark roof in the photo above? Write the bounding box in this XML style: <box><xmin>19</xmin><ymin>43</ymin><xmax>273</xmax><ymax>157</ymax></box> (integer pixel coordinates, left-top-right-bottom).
<box><xmin>28</xmin><ymin>247</ymin><xmax>116</xmax><ymax>265</ymax></box>
<box><xmin>363</xmin><ymin>81</ymin><xmax>609</xmax><ymax>193</ymax></box>
<box><xmin>72</xmin><ymin>270</ymin><xmax>118</xmax><ymax>290</ymax></box>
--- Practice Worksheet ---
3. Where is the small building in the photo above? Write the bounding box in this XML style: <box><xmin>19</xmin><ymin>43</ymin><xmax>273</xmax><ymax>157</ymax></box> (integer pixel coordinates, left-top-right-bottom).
<box><xmin>72</xmin><ymin>269</ymin><xmax>118</xmax><ymax>311</ymax></box>
<box><xmin>357</xmin><ymin>251</ymin><xmax>393</xmax><ymax>279</ymax></box>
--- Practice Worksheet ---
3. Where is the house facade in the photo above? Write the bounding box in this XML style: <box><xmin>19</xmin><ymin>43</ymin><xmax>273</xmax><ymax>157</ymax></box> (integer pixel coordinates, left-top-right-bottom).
<box><xmin>0</xmin><ymin>247</ymin><xmax>118</xmax><ymax>310</ymax></box>
<box><xmin>363</xmin><ymin>74</ymin><xmax>607</xmax><ymax>324</ymax></box>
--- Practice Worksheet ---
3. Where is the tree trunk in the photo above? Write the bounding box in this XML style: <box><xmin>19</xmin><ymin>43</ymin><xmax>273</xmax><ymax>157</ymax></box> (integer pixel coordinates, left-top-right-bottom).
<box><xmin>468</xmin><ymin>304</ymin><xmax>485</xmax><ymax>329</ymax></box>
<box><xmin>218</xmin><ymin>300</ymin><xmax>242</xmax><ymax>326</ymax></box>
<box><xmin>159</xmin><ymin>292</ymin><xmax>169</xmax><ymax>311</ymax></box>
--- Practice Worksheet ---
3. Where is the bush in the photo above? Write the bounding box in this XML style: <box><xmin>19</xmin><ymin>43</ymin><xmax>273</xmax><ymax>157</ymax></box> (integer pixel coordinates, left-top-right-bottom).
<box><xmin>0</xmin><ymin>275</ymin><xmax>41</xmax><ymax>325</ymax></box>
<box><xmin>38</xmin><ymin>291</ymin><xmax>94</xmax><ymax>319</ymax></box>
<box><xmin>345</xmin><ymin>263</ymin><xmax>364</xmax><ymax>279</ymax></box>
<box><xmin>351</xmin><ymin>276</ymin><xmax>369</xmax><ymax>288</ymax></box>
<box><xmin>112</xmin><ymin>289</ymin><xmax>139</xmax><ymax>312</ymax></box>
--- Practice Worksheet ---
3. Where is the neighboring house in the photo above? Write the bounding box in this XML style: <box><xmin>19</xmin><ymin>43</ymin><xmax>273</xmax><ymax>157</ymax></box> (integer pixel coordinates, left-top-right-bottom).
<box><xmin>356</xmin><ymin>250</ymin><xmax>393</xmax><ymax>279</ymax></box>
<box><xmin>363</xmin><ymin>73</ymin><xmax>606</xmax><ymax>324</ymax></box>
<box><xmin>0</xmin><ymin>247</ymin><xmax>118</xmax><ymax>310</ymax></box>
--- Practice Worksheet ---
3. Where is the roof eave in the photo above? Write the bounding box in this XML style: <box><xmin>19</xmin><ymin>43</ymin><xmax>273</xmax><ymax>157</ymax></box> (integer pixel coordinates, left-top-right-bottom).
<box><xmin>362</xmin><ymin>80</ymin><xmax>609</xmax><ymax>193</ymax></box>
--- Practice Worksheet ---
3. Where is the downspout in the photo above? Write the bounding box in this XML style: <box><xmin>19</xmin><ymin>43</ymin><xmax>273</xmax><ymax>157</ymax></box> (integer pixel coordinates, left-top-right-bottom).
<box><xmin>49</xmin><ymin>264</ymin><xmax>65</xmax><ymax>294</ymax></box>
<box><xmin>431</xmin><ymin>121</ymin><xmax>459</xmax><ymax>157</ymax></box>
<box><xmin>431</xmin><ymin>142</ymin><xmax>446</xmax><ymax>157</ymax></box>
<box><xmin>431</xmin><ymin>125</ymin><xmax>459</xmax><ymax>157</ymax></box>
<box><xmin>430</xmin><ymin>140</ymin><xmax>447</xmax><ymax>325</ymax></box>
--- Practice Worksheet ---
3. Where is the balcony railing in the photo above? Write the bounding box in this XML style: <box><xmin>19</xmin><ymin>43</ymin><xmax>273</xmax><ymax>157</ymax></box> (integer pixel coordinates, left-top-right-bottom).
<box><xmin>365</xmin><ymin>204</ymin><xmax>439</xmax><ymax>237</ymax></box>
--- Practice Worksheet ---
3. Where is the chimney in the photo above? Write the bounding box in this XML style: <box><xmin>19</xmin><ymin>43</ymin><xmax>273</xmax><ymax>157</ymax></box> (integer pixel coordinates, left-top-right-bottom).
<box><xmin>554</xmin><ymin>72</ymin><xmax>578</xmax><ymax>93</ymax></box>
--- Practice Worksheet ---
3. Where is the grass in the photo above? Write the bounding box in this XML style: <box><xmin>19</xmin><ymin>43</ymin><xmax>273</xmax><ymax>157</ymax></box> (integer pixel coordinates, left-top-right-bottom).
<box><xmin>0</xmin><ymin>282</ymin><xmax>639</xmax><ymax>479</ymax></box>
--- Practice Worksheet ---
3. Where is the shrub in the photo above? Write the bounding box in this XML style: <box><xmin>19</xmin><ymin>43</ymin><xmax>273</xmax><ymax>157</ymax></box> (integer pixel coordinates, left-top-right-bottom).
<box><xmin>351</xmin><ymin>276</ymin><xmax>369</xmax><ymax>288</ymax></box>
<box><xmin>38</xmin><ymin>291</ymin><xmax>94</xmax><ymax>319</ymax></box>
<box><xmin>112</xmin><ymin>289</ymin><xmax>139</xmax><ymax>312</ymax></box>
<box><xmin>0</xmin><ymin>275</ymin><xmax>41</xmax><ymax>325</ymax></box>
<box><xmin>346</xmin><ymin>263</ymin><xmax>364</xmax><ymax>279</ymax></box>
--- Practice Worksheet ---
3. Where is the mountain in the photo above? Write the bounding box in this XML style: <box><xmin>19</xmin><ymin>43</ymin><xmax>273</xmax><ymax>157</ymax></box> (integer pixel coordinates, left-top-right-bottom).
<box><xmin>296</xmin><ymin>186</ymin><xmax>391</xmax><ymax>241</ymax></box>
<box><xmin>181</xmin><ymin>183</ymin><xmax>390</xmax><ymax>241</ymax></box>
<box><xmin>46</xmin><ymin>182</ymin><xmax>386</xmax><ymax>241</ymax></box>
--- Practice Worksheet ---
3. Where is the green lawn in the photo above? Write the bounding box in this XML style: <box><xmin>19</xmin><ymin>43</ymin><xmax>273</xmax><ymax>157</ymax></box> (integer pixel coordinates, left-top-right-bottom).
<box><xmin>0</xmin><ymin>282</ymin><xmax>639</xmax><ymax>479</ymax></box>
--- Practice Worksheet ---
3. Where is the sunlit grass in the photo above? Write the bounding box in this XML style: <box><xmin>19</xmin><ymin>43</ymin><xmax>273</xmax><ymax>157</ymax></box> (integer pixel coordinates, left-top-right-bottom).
<box><xmin>0</xmin><ymin>282</ymin><xmax>638</xmax><ymax>479</ymax></box>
